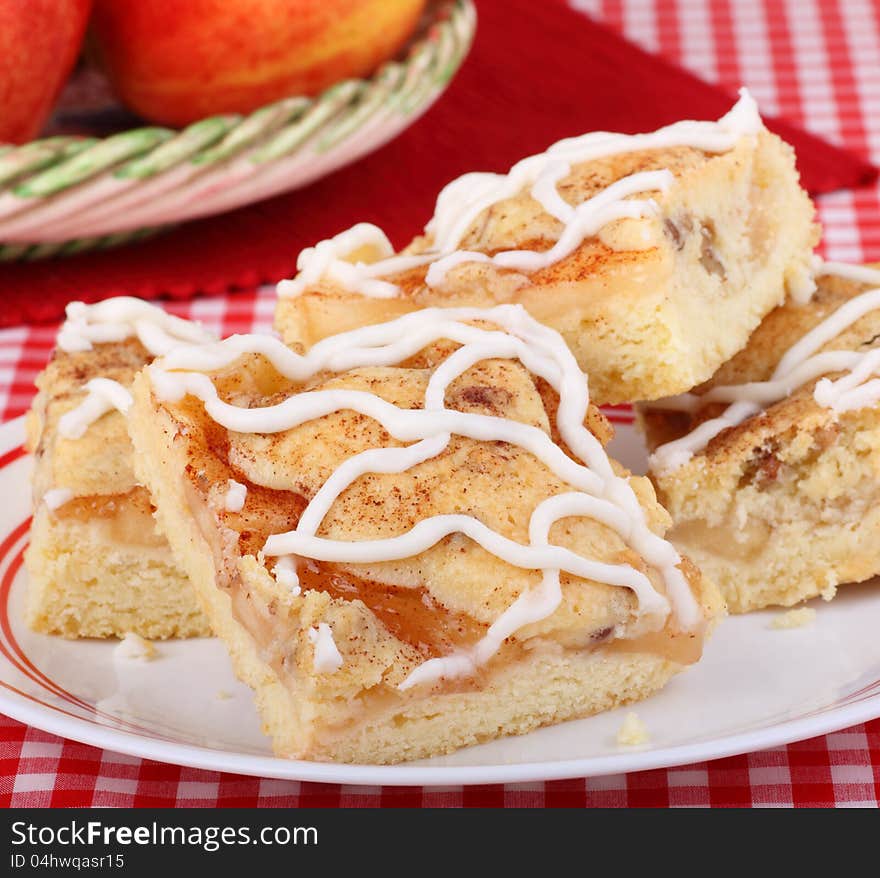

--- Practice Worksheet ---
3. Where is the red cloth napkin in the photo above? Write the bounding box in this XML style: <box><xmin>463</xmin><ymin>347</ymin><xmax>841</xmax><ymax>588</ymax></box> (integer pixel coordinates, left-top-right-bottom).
<box><xmin>0</xmin><ymin>0</ymin><xmax>874</xmax><ymax>328</ymax></box>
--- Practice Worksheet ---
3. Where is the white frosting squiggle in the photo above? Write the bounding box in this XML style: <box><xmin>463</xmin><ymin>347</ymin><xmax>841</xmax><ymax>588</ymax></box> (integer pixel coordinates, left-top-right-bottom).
<box><xmin>278</xmin><ymin>224</ymin><xmax>436</xmax><ymax>300</ymax></box>
<box><xmin>264</xmin><ymin>514</ymin><xmax>666</xmax><ymax>609</ymax></box>
<box><xmin>308</xmin><ymin>624</ymin><xmax>343</xmax><ymax>673</ymax></box>
<box><xmin>58</xmin><ymin>378</ymin><xmax>134</xmax><ymax>440</ymax></box>
<box><xmin>149</xmin><ymin>304</ymin><xmax>701</xmax><ymax>689</ymax></box>
<box><xmin>650</xmin><ymin>265</ymin><xmax>880</xmax><ymax>472</ymax></box>
<box><xmin>58</xmin><ymin>297</ymin><xmax>214</xmax><ymax>355</ymax></box>
<box><xmin>399</xmin><ymin>491</ymin><xmax>635</xmax><ymax>689</ymax></box>
<box><xmin>277</xmin><ymin>91</ymin><xmax>762</xmax><ymax>302</ymax></box>
<box><xmin>814</xmin><ymin>347</ymin><xmax>880</xmax><ymax>413</ymax></box>
<box><xmin>427</xmin><ymin>89</ymin><xmax>759</xmax><ymax>253</ymax></box>
<box><xmin>273</xmin><ymin>556</ymin><xmax>301</xmax><ymax>596</ymax></box>
<box><xmin>816</xmin><ymin>260</ymin><xmax>880</xmax><ymax>287</ymax></box>
<box><xmin>224</xmin><ymin>479</ymin><xmax>247</xmax><ymax>513</ymax></box>
<box><xmin>425</xmin><ymin>170</ymin><xmax>673</xmax><ymax>286</ymax></box>
<box><xmin>43</xmin><ymin>488</ymin><xmax>73</xmax><ymax>511</ymax></box>
<box><xmin>52</xmin><ymin>297</ymin><xmax>215</xmax><ymax>440</ymax></box>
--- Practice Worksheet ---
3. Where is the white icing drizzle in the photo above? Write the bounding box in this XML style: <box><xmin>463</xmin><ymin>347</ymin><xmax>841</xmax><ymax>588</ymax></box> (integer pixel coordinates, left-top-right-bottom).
<box><xmin>273</xmin><ymin>556</ymin><xmax>302</xmax><ymax>595</ymax></box>
<box><xmin>427</xmin><ymin>89</ymin><xmax>759</xmax><ymax>252</ymax></box>
<box><xmin>149</xmin><ymin>304</ymin><xmax>701</xmax><ymax>690</ymax></box>
<box><xmin>277</xmin><ymin>90</ymin><xmax>762</xmax><ymax>302</ymax></box>
<box><xmin>58</xmin><ymin>296</ymin><xmax>214</xmax><ymax>355</ymax></box>
<box><xmin>115</xmin><ymin>631</ymin><xmax>156</xmax><ymax>662</ymax></box>
<box><xmin>57</xmin><ymin>378</ymin><xmax>134</xmax><ymax>440</ymax></box>
<box><xmin>52</xmin><ymin>297</ymin><xmax>215</xmax><ymax>440</ymax></box>
<box><xmin>814</xmin><ymin>347</ymin><xmax>880</xmax><ymax>413</ymax></box>
<box><xmin>815</xmin><ymin>259</ymin><xmax>880</xmax><ymax>287</ymax></box>
<box><xmin>424</xmin><ymin>249</ymin><xmax>491</xmax><ymax>287</ymax></box>
<box><xmin>224</xmin><ymin>479</ymin><xmax>247</xmax><ymax>513</ymax></box>
<box><xmin>650</xmin><ymin>262</ymin><xmax>880</xmax><ymax>472</ymax></box>
<box><xmin>43</xmin><ymin>487</ymin><xmax>73</xmax><ymax>511</ymax></box>
<box><xmin>427</xmin><ymin>170</ymin><xmax>673</xmax><ymax>286</ymax></box>
<box><xmin>277</xmin><ymin>224</ymin><xmax>436</xmax><ymax>299</ymax></box>
<box><xmin>787</xmin><ymin>264</ymin><xmax>818</xmax><ymax>305</ymax></box>
<box><xmin>400</xmin><ymin>492</ymin><xmax>633</xmax><ymax>689</ymax></box>
<box><xmin>308</xmin><ymin>624</ymin><xmax>343</xmax><ymax>673</ymax></box>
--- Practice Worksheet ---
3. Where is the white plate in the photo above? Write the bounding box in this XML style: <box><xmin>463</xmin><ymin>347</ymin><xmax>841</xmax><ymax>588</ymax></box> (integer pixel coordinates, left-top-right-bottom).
<box><xmin>2</xmin><ymin>413</ymin><xmax>880</xmax><ymax>786</ymax></box>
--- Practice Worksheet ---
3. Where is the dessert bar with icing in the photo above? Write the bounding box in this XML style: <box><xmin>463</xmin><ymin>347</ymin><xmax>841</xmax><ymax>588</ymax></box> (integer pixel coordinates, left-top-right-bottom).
<box><xmin>128</xmin><ymin>300</ymin><xmax>721</xmax><ymax>763</ymax></box>
<box><xmin>274</xmin><ymin>90</ymin><xmax>818</xmax><ymax>404</ymax></box>
<box><xmin>639</xmin><ymin>262</ymin><xmax>880</xmax><ymax>613</ymax></box>
<box><xmin>24</xmin><ymin>298</ymin><xmax>214</xmax><ymax>639</ymax></box>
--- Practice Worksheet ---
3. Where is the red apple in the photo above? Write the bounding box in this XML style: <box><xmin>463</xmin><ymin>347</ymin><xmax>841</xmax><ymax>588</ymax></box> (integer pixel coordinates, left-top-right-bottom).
<box><xmin>90</xmin><ymin>0</ymin><xmax>428</xmax><ymax>128</ymax></box>
<box><xmin>0</xmin><ymin>0</ymin><xmax>93</xmax><ymax>144</ymax></box>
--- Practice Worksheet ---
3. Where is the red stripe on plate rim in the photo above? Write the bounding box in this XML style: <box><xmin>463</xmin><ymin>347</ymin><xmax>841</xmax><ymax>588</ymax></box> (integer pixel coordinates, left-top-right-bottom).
<box><xmin>0</xmin><ymin>532</ymin><xmax>160</xmax><ymax>735</ymax></box>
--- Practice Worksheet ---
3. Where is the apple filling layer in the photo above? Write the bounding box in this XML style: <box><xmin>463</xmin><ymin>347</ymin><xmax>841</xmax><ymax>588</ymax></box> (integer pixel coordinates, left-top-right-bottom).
<box><xmin>52</xmin><ymin>487</ymin><xmax>168</xmax><ymax>550</ymax></box>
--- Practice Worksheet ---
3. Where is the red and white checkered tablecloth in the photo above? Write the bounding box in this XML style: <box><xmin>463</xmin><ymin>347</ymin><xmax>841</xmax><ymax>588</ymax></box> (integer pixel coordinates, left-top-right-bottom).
<box><xmin>3</xmin><ymin>0</ymin><xmax>880</xmax><ymax>808</ymax></box>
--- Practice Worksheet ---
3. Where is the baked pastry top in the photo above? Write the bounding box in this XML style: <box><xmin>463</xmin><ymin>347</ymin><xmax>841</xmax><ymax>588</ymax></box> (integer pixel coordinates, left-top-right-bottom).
<box><xmin>639</xmin><ymin>263</ymin><xmax>880</xmax><ymax>612</ymax></box>
<box><xmin>130</xmin><ymin>303</ymin><xmax>721</xmax><ymax>762</ymax></box>
<box><xmin>275</xmin><ymin>91</ymin><xmax>818</xmax><ymax>404</ymax></box>
<box><xmin>28</xmin><ymin>297</ymin><xmax>215</xmax><ymax>503</ymax></box>
<box><xmin>28</xmin><ymin>338</ymin><xmax>146</xmax><ymax>502</ymax></box>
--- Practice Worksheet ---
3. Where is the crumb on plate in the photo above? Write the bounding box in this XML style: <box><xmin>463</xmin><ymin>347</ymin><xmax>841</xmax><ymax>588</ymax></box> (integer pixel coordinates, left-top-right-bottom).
<box><xmin>616</xmin><ymin>711</ymin><xmax>649</xmax><ymax>747</ymax></box>
<box><xmin>770</xmin><ymin>607</ymin><xmax>816</xmax><ymax>630</ymax></box>
<box><xmin>114</xmin><ymin>631</ymin><xmax>157</xmax><ymax>661</ymax></box>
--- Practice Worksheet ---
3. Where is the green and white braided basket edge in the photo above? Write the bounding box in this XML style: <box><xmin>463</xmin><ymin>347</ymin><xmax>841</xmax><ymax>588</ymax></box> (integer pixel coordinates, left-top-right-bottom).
<box><xmin>0</xmin><ymin>0</ymin><xmax>475</xmax><ymax>261</ymax></box>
